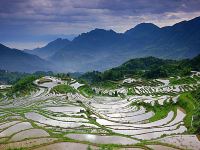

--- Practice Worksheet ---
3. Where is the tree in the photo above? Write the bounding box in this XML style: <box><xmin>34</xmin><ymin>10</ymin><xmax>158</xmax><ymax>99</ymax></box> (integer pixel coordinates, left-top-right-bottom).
<box><xmin>193</xmin><ymin>107</ymin><xmax>200</xmax><ymax>134</ymax></box>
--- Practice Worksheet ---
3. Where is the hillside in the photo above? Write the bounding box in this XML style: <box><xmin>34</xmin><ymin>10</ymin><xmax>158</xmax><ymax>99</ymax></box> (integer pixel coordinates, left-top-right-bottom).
<box><xmin>26</xmin><ymin>38</ymin><xmax>70</xmax><ymax>59</ymax></box>
<box><xmin>80</xmin><ymin>55</ymin><xmax>200</xmax><ymax>83</ymax></box>
<box><xmin>0</xmin><ymin>43</ymin><xmax>51</xmax><ymax>72</ymax></box>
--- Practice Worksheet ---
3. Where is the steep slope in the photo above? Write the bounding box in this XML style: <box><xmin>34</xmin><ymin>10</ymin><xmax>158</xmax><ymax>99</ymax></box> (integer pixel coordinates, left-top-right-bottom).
<box><xmin>0</xmin><ymin>43</ymin><xmax>51</xmax><ymax>72</ymax></box>
<box><xmin>26</xmin><ymin>38</ymin><xmax>70</xmax><ymax>59</ymax></box>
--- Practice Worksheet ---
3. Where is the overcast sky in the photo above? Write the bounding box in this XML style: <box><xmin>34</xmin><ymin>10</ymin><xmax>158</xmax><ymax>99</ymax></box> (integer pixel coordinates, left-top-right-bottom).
<box><xmin>0</xmin><ymin>0</ymin><xmax>200</xmax><ymax>49</ymax></box>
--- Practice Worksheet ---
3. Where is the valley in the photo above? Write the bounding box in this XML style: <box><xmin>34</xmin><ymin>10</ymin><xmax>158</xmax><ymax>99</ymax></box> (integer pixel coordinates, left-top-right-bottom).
<box><xmin>0</xmin><ymin>71</ymin><xmax>199</xmax><ymax>150</ymax></box>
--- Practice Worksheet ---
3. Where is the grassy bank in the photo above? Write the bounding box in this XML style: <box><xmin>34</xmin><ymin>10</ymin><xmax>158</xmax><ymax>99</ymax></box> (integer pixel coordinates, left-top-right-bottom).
<box><xmin>78</xmin><ymin>85</ymin><xmax>94</xmax><ymax>97</ymax></box>
<box><xmin>132</xmin><ymin>101</ymin><xmax>175</xmax><ymax>122</ymax></box>
<box><xmin>51</xmin><ymin>84</ymin><xmax>76</xmax><ymax>94</ymax></box>
<box><xmin>177</xmin><ymin>93</ymin><xmax>196</xmax><ymax>132</ymax></box>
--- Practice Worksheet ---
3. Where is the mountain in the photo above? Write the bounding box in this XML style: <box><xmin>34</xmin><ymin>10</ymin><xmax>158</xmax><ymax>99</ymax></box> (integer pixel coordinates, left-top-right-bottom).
<box><xmin>124</xmin><ymin>23</ymin><xmax>160</xmax><ymax>37</ymax></box>
<box><xmin>50</xmin><ymin>17</ymin><xmax>200</xmax><ymax>72</ymax></box>
<box><xmin>23</xmin><ymin>16</ymin><xmax>200</xmax><ymax>72</ymax></box>
<box><xmin>26</xmin><ymin>38</ymin><xmax>70</xmax><ymax>59</ymax></box>
<box><xmin>0</xmin><ymin>43</ymin><xmax>51</xmax><ymax>72</ymax></box>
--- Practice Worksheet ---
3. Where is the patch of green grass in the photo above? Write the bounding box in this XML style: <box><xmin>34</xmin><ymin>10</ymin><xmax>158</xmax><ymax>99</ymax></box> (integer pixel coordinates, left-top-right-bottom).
<box><xmin>78</xmin><ymin>85</ymin><xmax>95</xmax><ymax>97</ymax></box>
<box><xmin>193</xmin><ymin>75</ymin><xmax>200</xmax><ymax>81</ymax></box>
<box><xmin>123</xmin><ymin>79</ymin><xmax>162</xmax><ymax>87</ymax></box>
<box><xmin>127</xmin><ymin>88</ymin><xmax>135</xmax><ymax>95</ymax></box>
<box><xmin>51</xmin><ymin>84</ymin><xmax>76</xmax><ymax>94</ymax></box>
<box><xmin>7</xmin><ymin>148</ymin><xmax>27</xmax><ymax>150</ymax></box>
<box><xmin>149</xmin><ymin>104</ymin><xmax>176</xmax><ymax>122</ymax></box>
<box><xmin>177</xmin><ymin>93</ymin><xmax>197</xmax><ymax>133</ymax></box>
<box><xmin>99</xmin><ymin>144</ymin><xmax>116</xmax><ymax>150</ymax></box>
<box><xmin>132</xmin><ymin>100</ymin><xmax>176</xmax><ymax>122</ymax></box>
<box><xmin>0</xmin><ymin>92</ymin><xmax>4</xmax><ymax>100</ymax></box>
<box><xmin>132</xmin><ymin>92</ymin><xmax>199</xmax><ymax>133</ymax></box>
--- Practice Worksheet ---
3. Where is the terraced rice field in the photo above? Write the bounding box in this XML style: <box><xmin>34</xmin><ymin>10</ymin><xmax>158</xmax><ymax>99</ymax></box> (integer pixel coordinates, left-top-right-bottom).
<box><xmin>0</xmin><ymin>75</ymin><xmax>200</xmax><ymax>150</ymax></box>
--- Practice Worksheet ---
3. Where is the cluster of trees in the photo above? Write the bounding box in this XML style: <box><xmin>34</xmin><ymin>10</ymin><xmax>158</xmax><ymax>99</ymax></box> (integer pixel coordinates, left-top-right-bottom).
<box><xmin>7</xmin><ymin>75</ymin><xmax>38</xmax><ymax>97</ymax></box>
<box><xmin>0</xmin><ymin>70</ymin><xmax>29</xmax><ymax>84</ymax></box>
<box><xmin>4</xmin><ymin>71</ymin><xmax>54</xmax><ymax>97</ymax></box>
<box><xmin>0</xmin><ymin>70</ymin><xmax>54</xmax><ymax>85</ymax></box>
<box><xmin>80</xmin><ymin>55</ymin><xmax>200</xmax><ymax>83</ymax></box>
<box><xmin>192</xmin><ymin>87</ymin><xmax>200</xmax><ymax>134</ymax></box>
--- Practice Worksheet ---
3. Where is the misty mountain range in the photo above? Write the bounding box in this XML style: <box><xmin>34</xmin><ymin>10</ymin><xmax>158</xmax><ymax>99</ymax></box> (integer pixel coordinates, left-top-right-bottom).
<box><xmin>0</xmin><ymin>44</ymin><xmax>51</xmax><ymax>72</ymax></box>
<box><xmin>1</xmin><ymin>16</ymin><xmax>200</xmax><ymax>73</ymax></box>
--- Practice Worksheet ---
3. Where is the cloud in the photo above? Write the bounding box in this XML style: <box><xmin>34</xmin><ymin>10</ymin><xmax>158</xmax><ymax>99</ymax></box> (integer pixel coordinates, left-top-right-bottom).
<box><xmin>2</xmin><ymin>41</ymin><xmax>47</xmax><ymax>50</ymax></box>
<box><xmin>0</xmin><ymin>0</ymin><xmax>200</xmax><ymax>49</ymax></box>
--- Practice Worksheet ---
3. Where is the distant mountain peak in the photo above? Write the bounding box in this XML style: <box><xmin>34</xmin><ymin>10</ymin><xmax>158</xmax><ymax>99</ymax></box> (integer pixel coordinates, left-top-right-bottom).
<box><xmin>135</xmin><ymin>23</ymin><xmax>159</xmax><ymax>29</ymax></box>
<box><xmin>91</xmin><ymin>28</ymin><xmax>116</xmax><ymax>33</ymax></box>
<box><xmin>77</xmin><ymin>28</ymin><xmax>117</xmax><ymax>37</ymax></box>
<box><xmin>24</xmin><ymin>38</ymin><xmax>71</xmax><ymax>59</ymax></box>
<box><xmin>47</xmin><ymin>38</ymin><xmax>70</xmax><ymax>46</ymax></box>
<box><xmin>136</xmin><ymin>22</ymin><xmax>158</xmax><ymax>27</ymax></box>
<box><xmin>73</xmin><ymin>28</ymin><xmax>118</xmax><ymax>44</ymax></box>
<box><xmin>125</xmin><ymin>23</ymin><xmax>159</xmax><ymax>35</ymax></box>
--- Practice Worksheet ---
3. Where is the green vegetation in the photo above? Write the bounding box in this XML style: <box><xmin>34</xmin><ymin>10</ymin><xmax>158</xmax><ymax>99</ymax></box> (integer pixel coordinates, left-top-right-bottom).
<box><xmin>51</xmin><ymin>84</ymin><xmax>76</xmax><ymax>94</ymax></box>
<box><xmin>191</xmin><ymin>88</ymin><xmax>200</xmax><ymax>134</ymax></box>
<box><xmin>7</xmin><ymin>75</ymin><xmax>38</xmax><ymax>97</ymax></box>
<box><xmin>99</xmin><ymin>145</ymin><xmax>116</xmax><ymax>150</ymax></box>
<box><xmin>7</xmin><ymin>148</ymin><xmax>27</xmax><ymax>150</ymax></box>
<box><xmin>80</xmin><ymin>55</ymin><xmax>200</xmax><ymax>83</ymax></box>
<box><xmin>127</xmin><ymin>88</ymin><xmax>134</xmax><ymax>95</ymax></box>
<box><xmin>177</xmin><ymin>93</ymin><xmax>195</xmax><ymax>132</ymax></box>
<box><xmin>79</xmin><ymin>71</ymin><xmax>102</xmax><ymax>83</ymax></box>
<box><xmin>134</xmin><ymin>90</ymin><xmax>200</xmax><ymax>133</ymax></box>
<box><xmin>170</xmin><ymin>77</ymin><xmax>197</xmax><ymax>85</ymax></box>
<box><xmin>0</xmin><ymin>92</ymin><xmax>4</xmax><ymax>100</ymax></box>
<box><xmin>149</xmin><ymin>103</ymin><xmax>176</xmax><ymax>122</ymax></box>
<box><xmin>0</xmin><ymin>69</ymin><xmax>29</xmax><ymax>84</ymax></box>
<box><xmin>55</xmin><ymin>73</ymin><xmax>71</xmax><ymax>81</ymax></box>
<box><xmin>178</xmin><ymin>87</ymin><xmax>200</xmax><ymax>134</ymax></box>
<box><xmin>78</xmin><ymin>85</ymin><xmax>94</xmax><ymax>97</ymax></box>
<box><xmin>0</xmin><ymin>70</ymin><xmax>53</xmax><ymax>84</ymax></box>
<box><xmin>193</xmin><ymin>108</ymin><xmax>200</xmax><ymax>134</ymax></box>
<box><xmin>143</xmin><ymin>66</ymin><xmax>168</xmax><ymax>79</ymax></box>
<box><xmin>92</xmin><ymin>81</ymin><xmax>119</xmax><ymax>89</ymax></box>
<box><xmin>132</xmin><ymin>100</ymin><xmax>175</xmax><ymax>122</ymax></box>
<box><xmin>122</xmin><ymin>79</ymin><xmax>161</xmax><ymax>87</ymax></box>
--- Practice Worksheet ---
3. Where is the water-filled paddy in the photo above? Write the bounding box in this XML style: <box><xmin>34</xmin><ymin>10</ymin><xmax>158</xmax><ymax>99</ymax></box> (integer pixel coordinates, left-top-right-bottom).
<box><xmin>10</xmin><ymin>129</ymin><xmax>50</xmax><ymax>142</ymax></box>
<box><xmin>66</xmin><ymin>134</ymin><xmax>139</xmax><ymax>145</ymax></box>
<box><xmin>0</xmin><ymin>75</ymin><xmax>199</xmax><ymax>149</ymax></box>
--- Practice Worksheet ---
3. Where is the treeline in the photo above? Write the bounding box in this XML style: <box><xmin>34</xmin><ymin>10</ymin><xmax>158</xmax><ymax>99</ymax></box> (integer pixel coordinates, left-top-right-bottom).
<box><xmin>0</xmin><ymin>70</ymin><xmax>54</xmax><ymax>84</ymax></box>
<box><xmin>80</xmin><ymin>55</ymin><xmax>200</xmax><ymax>83</ymax></box>
<box><xmin>6</xmin><ymin>75</ymin><xmax>38</xmax><ymax>97</ymax></box>
<box><xmin>192</xmin><ymin>87</ymin><xmax>200</xmax><ymax>134</ymax></box>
